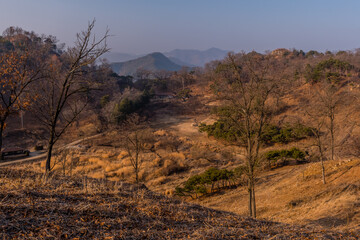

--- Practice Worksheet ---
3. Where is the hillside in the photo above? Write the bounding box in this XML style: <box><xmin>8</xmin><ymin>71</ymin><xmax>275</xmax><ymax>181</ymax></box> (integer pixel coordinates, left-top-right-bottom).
<box><xmin>1</xmin><ymin>167</ymin><xmax>358</xmax><ymax>239</ymax></box>
<box><xmin>110</xmin><ymin>52</ymin><xmax>182</xmax><ymax>76</ymax></box>
<box><xmin>12</xmin><ymin>78</ymin><xmax>359</xmax><ymax>234</ymax></box>
<box><xmin>164</xmin><ymin>47</ymin><xmax>229</xmax><ymax>66</ymax></box>
<box><xmin>4</xmin><ymin>46</ymin><xmax>360</xmax><ymax>238</ymax></box>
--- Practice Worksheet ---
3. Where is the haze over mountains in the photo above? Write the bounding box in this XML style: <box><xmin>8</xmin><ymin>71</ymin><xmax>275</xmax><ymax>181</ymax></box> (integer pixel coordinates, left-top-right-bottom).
<box><xmin>110</xmin><ymin>52</ymin><xmax>182</xmax><ymax>76</ymax></box>
<box><xmin>107</xmin><ymin>48</ymin><xmax>229</xmax><ymax>76</ymax></box>
<box><xmin>164</xmin><ymin>48</ymin><xmax>229</xmax><ymax>67</ymax></box>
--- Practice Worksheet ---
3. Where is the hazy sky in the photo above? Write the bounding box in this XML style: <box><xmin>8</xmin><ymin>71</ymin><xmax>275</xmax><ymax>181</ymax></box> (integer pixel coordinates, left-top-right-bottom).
<box><xmin>1</xmin><ymin>0</ymin><xmax>360</xmax><ymax>54</ymax></box>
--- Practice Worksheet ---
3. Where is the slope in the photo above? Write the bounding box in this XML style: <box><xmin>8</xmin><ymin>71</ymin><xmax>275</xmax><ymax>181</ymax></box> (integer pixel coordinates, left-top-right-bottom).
<box><xmin>0</xmin><ymin>167</ymin><xmax>357</xmax><ymax>239</ymax></box>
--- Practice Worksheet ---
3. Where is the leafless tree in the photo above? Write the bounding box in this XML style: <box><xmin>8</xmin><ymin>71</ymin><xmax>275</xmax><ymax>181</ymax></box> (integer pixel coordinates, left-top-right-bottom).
<box><xmin>121</xmin><ymin>115</ymin><xmax>153</xmax><ymax>183</ymax></box>
<box><xmin>212</xmin><ymin>52</ymin><xmax>283</xmax><ymax>218</ymax></box>
<box><xmin>33</xmin><ymin>20</ymin><xmax>109</xmax><ymax>173</ymax></box>
<box><xmin>124</xmin><ymin>130</ymin><xmax>145</xmax><ymax>183</ymax></box>
<box><xmin>314</xmin><ymin>81</ymin><xmax>343</xmax><ymax>160</ymax></box>
<box><xmin>303</xmin><ymin>80</ymin><xmax>347</xmax><ymax>184</ymax></box>
<box><xmin>305</xmin><ymin>111</ymin><xmax>327</xmax><ymax>184</ymax></box>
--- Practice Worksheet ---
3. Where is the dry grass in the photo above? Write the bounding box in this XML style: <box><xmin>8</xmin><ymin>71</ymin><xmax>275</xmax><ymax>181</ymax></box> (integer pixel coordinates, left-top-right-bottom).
<box><xmin>196</xmin><ymin>159</ymin><xmax>360</xmax><ymax>231</ymax></box>
<box><xmin>9</xmin><ymin>84</ymin><xmax>360</xmax><ymax>237</ymax></box>
<box><xmin>0</xmin><ymin>167</ymin><xmax>358</xmax><ymax>239</ymax></box>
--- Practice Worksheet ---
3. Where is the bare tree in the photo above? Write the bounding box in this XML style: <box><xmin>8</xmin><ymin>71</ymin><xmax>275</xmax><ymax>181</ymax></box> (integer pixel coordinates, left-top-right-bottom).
<box><xmin>33</xmin><ymin>20</ymin><xmax>109</xmax><ymax>173</ymax></box>
<box><xmin>301</xmin><ymin>77</ymin><xmax>347</xmax><ymax>185</ymax></box>
<box><xmin>124</xmin><ymin>130</ymin><xmax>145</xmax><ymax>183</ymax></box>
<box><xmin>314</xmin><ymin>81</ymin><xmax>342</xmax><ymax>160</ymax></box>
<box><xmin>305</xmin><ymin>111</ymin><xmax>327</xmax><ymax>184</ymax></box>
<box><xmin>212</xmin><ymin>52</ymin><xmax>282</xmax><ymax>218</ymax></box>
<box><xmin>303</xmin><ymin>81</ymin><xmax>345</xmax><ymax>184</ymax></box>
<box><xmin>121</xmin><ymin>115</ymin><xmax>153</xmax><ymax>183</ymax></box>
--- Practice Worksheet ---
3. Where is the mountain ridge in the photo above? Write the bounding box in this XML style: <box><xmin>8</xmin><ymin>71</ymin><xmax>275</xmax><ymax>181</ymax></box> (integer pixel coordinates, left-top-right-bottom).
<box><xmin>164</xmin><ymin>47</ymin><xmax>229</xmax><ymax>66</ymax></box>
<box><xmin>106</xmin><ymin>48</ymin><xmax>229</xmax><ymax>68</ymax></box>
<box><xmin>110</xmin><ymin>52</ymin><xmax>182</xmax><ymax>76</ymax></box>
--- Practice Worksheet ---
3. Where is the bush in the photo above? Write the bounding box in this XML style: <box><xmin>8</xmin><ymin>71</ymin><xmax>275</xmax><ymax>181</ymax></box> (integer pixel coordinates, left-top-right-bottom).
<box><xmin>175</xmin><ymin>167</ymin><xmax>243</xmax><ymax>199</ymax></box>
<box><xmin>264</xmin><ymin>147</ymin><xmax>306</xmax><ymax>168</ymax></box>
<box><xmin>262</xmin><ymin>124</ymin><xmax>314</xmax><ymax>144</ymax></box>
<box><xmin>199</xmin><ymin>120</ymin><xmax>240</xmax><ymax>142</ymax></box>
<box><xmin>200</xmin><ymin>121</ymin><xmax>313</xmax><ymax>145</ymax></box>
<box><xmin>112</xmin><ymin>90</ymin><xmax>153</xmax><ymax>123</ymax></box>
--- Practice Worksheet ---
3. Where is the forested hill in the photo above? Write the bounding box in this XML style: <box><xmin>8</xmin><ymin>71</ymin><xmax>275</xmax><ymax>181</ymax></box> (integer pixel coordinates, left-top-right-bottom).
<box><xmin>110</xmin><ymin>52</ymin><xmax>182</xmax><ymax>76</ymax></box>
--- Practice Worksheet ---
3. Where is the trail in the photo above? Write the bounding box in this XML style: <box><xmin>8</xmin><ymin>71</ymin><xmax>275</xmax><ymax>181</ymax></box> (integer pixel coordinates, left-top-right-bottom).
<box><xmin>0</xmin><ymin>133</ymin><xmax>104</xmax><ymax>167</ymax></box>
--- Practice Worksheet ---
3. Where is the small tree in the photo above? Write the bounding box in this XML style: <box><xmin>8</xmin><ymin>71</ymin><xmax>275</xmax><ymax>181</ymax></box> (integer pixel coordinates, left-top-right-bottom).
<box><xmin>121</xmin><ymin>115</ymin><xmax>153</xmax><ymax>183</ymax></box>
<box><xmin>314</xmin><ymin>81</ymin><xmax>341</xmax><ymax>161</ymax></box>
<box><xmin>124</xmin><ymin>130</ymin><xmax>145</xmax><ymax>183</ymax></box>
<box><xmin>304</xmin><ymin>108</ymin><xmax>327</xmax><ymax>184</ymax></box>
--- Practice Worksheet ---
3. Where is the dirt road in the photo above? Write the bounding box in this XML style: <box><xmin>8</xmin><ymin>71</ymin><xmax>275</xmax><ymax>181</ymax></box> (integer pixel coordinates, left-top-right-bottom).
<box><xmin>0</xmin><ymin>133</ymin><xmax>104</xmax><ymax>168</ymax></box>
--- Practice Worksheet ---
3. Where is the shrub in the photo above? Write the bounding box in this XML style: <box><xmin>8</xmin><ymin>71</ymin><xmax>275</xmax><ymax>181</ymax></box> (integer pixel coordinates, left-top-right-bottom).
<box><xmin>264</xmin><ymin>147</ymin><xmax>306</xmax><ymax>168</ymax></box>
<box><xmin>175</xmin><ymin>167</ymin><xmax>243</xmax><ymax>199</ymax></box>
<box><xmin>262</xmin><ymin>124</ymin><xmax>314</xmax><ymax>144</ymax></box>
<box><xmin>199</xmin><ymin>120</ymin><xmax>240</xmax><ymax>142</ymax></box>
<box><xmin>112</xmin><ymin>90</ymin><xmax>153</xmax><ymax>123</ymax></box>
<box><xmin>162</xmin><ymin>159</ymin><xmax>187</xmax><ymax>176</ymax></box>
<box><xmin>200</xmin><ymin>121</ymin><xmax>314</xmax><ymax>145</ymax></box>
<box><xmin>100</xmin><ymin>95</ymin><xmax>110</xmax><ymax>108</ymax></box>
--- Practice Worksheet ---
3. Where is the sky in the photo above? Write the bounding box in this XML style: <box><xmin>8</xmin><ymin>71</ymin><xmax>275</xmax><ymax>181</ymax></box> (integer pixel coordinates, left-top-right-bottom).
<box><xmin>1</xmin><ymin>0</ymin><xmax>360</xmax><ymax>54</ymax></box>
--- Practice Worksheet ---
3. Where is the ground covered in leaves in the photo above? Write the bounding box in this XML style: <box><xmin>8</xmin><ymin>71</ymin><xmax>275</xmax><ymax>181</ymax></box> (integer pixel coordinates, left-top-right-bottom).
<box><xmin>0</xmin><ymin>168</ymin><xmax>358</xmax><ymax>239</ymax></box>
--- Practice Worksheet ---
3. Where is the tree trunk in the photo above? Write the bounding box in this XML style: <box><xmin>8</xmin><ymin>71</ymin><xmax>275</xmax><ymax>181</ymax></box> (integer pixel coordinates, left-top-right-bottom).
<box><xmin>0</xmin><ymin>121</ymin><xmax>4</xmax><ymax>160</ymax></box>
<box><xmin>46</xmin><ymin>132</ymin><xmax>55</xmax><ymax>173</ymax></box>
<box><xmin>248</xmin><ymin>180</ymin><xmax>253</xmax><ymax>217</ymax></box>
<box><xmin>135</xmin><ymin>151</ymin><xmax>139</xmax><ymax>183</ymax></box>
<box><xmin>247</xmin><ymin>157</ymin><xmax>257</xmax><ymax>218</ymax></box>
<box><xmin>251</xmin><ymin>183</ymin><xmax>256</xmax><ymax>218</ymax></box>
<box><xmin>320</xmin><ymin>156</ymin><xmax>326</xmax><ymax>184</ymax></box>
<box><xmin>318</xmin><ymin>136</ymin><xmax>326</xmax><ymax>184</ymax></box>
<box><xmin>330</xmin><ymin>114</ymin><xmax>335</xmax><ymax>160</ymax></box>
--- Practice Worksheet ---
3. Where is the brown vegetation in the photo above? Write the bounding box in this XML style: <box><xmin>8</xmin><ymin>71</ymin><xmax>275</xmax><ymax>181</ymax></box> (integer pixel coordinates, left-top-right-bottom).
<box><xmin>4</xmin><ymin>25</ymin><xmax>360</xmax><ymax>237</ymax></box>
<box><xmin>0</xmin><ymin>167</ymin><xmax>358</xmax><ymax>239</ymax></box>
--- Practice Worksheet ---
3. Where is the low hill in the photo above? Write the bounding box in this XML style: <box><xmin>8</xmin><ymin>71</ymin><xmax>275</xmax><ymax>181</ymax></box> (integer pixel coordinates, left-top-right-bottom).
<box><xmin>0</xmin><ymin>167</ymin><xmax>357</xmax><ymax>239</ymax></box>
<box><xmin>164</xmin><ymin>47</ymin><xmax>229</xmax><ymax>66</ymax></box>
<box><xmin>110</xmin><ymin>52</ymin><xmax>182</xmax><ymax>76</ymax></box>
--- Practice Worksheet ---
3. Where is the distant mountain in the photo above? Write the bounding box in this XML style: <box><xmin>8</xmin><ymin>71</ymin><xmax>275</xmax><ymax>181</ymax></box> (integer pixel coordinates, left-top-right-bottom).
<box><xmin>167</xmin><ymin>57</ymin><xmax>196</xmax><ymax>67</ymax></box>
<box><xmin>164</xmin><ymin>48</ymin><xmax>229</xmax><ymax>67</ymax></box>
<box><xmin>110</xmin><ymin>52</ymin><xmax>182</xmax><ymax>76</ymax></box>
<box><xmin>102</xmin><ymin>52</ymin><xmax>139</xmax><ymax>63</ymax></box>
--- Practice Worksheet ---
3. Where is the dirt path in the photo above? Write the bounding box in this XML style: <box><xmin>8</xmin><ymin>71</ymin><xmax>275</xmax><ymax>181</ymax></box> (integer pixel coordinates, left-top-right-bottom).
<box><xmin>0</xmin><ymin>133</ymin><xmax>104</xmax><ymax>168</ymax></box>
